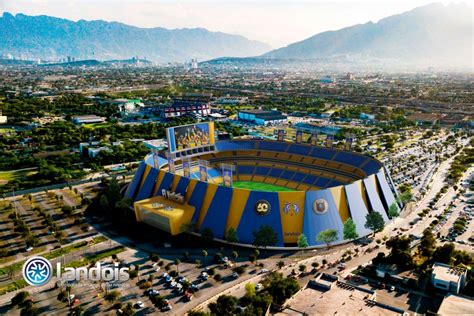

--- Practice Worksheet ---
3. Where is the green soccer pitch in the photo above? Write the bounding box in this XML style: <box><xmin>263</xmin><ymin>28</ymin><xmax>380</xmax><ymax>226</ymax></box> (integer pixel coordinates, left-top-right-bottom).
<box><xmin>232</xmin><ymin>181</ymin><xmax>296</xmax><ymax>192</ymax></box>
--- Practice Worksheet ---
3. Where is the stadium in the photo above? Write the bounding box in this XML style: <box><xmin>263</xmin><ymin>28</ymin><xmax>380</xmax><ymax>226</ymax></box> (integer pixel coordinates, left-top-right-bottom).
<box><xmin>124</xmin><ymin>123</ymin><xmax>399</xmax><ymax>248</ymax></box>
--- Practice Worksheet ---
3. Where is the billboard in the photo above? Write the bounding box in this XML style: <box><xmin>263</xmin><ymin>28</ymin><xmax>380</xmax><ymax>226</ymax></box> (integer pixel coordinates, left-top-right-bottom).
<box><xmin>167</xmin><ymin>122</ymin><xmax>215</xmax><ymax>153</ymax></box>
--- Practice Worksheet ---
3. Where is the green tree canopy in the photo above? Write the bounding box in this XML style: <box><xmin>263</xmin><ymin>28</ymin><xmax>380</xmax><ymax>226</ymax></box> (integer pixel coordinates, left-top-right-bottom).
<box><xmin>253</xmin><ymin>225</ymin><xmax>278</xmax><ymax>249</ymax></box>
<box><xmin>388</xmin><ymin>202</ymin><xmax>399</xmax><ymax>218</ymax></box>
<box><xmin>317</xmin><ymin>229</ymin><xmax>338</xmax><ymax>248</ymax></box>
<box><xmin>419</xmin><ymin>228</ymin><xmax>436</xmax><ymax>257</ymax></box>
<box><xmin>226</xmin><ymin>227</ymin><xmax>239</xmax><ymax>244</ymax></box>
<box><xmin>364</xmin><ymin>212</ymin><xmax>385</xmax><ymax>235</ymax></box>
<box><xmin>343</xmin><ymin>218</ymin><xmax>359</xmax><ymax>240</ymax></box>
<box><xmin>209</xmin><ymin>295</ymin><xmax>238</xmax><ymax>315</ymax></box>
<box><xmin>297</xmin><ymin>234</ymin><xmax>309</xmax><ymax>249</ymax></box>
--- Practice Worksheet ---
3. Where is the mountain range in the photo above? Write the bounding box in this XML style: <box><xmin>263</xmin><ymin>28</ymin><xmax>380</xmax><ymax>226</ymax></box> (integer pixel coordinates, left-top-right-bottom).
<box><xmin>262</xmin><ymin>3</ymin><xmax>472</xmax><ymax>69</ymax></box>
<box><xmin>1</xmin><ymin>3</ymin><xmax>472</xmax><ymax>69</ymax></box>
<box><xmin>0</xmin><ymin>12</ymin><xmax>271</xmax><ymax>63</ymax></box>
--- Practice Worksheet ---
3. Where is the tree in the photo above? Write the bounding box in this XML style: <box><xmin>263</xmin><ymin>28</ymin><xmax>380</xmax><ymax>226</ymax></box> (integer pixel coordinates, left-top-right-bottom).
<box><xmin>104</xmin><ymin>290</ymin><xmax>120</xmax><ymax>303</ymax></box>
<box><xmin>231</xmin><ymin>251</ymin><xmax>239</xmax><ymax>262</ymax></box>
<box><xmin>317</xmin><ymin>229</ymin><xmax>338</xmax><ymax>249</ymax></box>
<box><xmin>431</xmin><ymin>243</ymin><xmax>456</xmax><ymax>265</ymax></box>
<box><xmin>149</xmin><ymin>253</ymin><xmax>160</xmax><ymax>262</ymax></box>
<box><xmin>106</xmin><ymin>178</ymin><xmax>122</xmax><ymax>207</ymax></box>
<box><xmin>62</xmin><ymin>205</ymin><xmax>73</xmax><ymax>215</ymax></box>
<box><xmin>419</xmin><ymin>228</ymin><xmax>436</xmax><ymax>257</ymax></box>
<box><xmin>181</xmin><ymin>222</ymin><xmax>196</xmax><ymax>237</ymax></box>
<box><xmin>249</xmin><ymin>254</ymin><xmax>256</xmax><ymax>265</ymax></box>
<box><xmin>297</xmin><ymin>234</ymin><xmax>309</xmax><ymax>250</ymax></box>
<box><xmin>252</xmin><ymin>225</ymin><xmax>278</xmax><ymax>250</ymax></box>
<box><xmin>12</xmin><ymin>291</ymin><xmax>29</xmax><ymax>306</ymax></box>
<box><xmin>277</xmin><ymin>260</ymin><xmax>285</xmax><ymax>269</ymax></box>
<box><xmin>201</xmin><ymin>227</ymin><xmax>214</xmax><ymax>244</ymax></box>
<box><xmin>262</xmin><ymin>272</ymin><xmax>300</xmax><ymax>306</ymax></box>
<box><xmin>175</xmin><ymin>259</ymin><xmax>181</xmax><ymax>275</ymax></box>
<box><xmin>364</xmin><ymin>212</ymin><xmax>385</xmax><ymax>236</ymax></box>
<box><xmin>253</xmin><ymin>249</ymin><xmax>260</xmax><ymax>266</ymax></box>
<box><xmin>21</xmin><ymin>304</ymin><xmax>39</xmax><ymax>316</ymax></box>
<box><xmin>388</xmin><ymin>202</ymin><xmax>399</xmax><ymax>218</ymax></box>
<box><xmin>298</xmin><ymin>264</ymin><xmax>307</xmax><ymax>273</ymax></box>
<box><xmin>398</xmin><ymin>191</ymin><xmax>413</xmax><ymax>204</ymax></box>
<box><xmin>115</xmin><ymin>198</ymin><xmax>132</xmax><ymax>216</ymax></box>
<box><xmin>385</xmin><ymin>236</ymin><xmax>414</xmax><ymax>270</ymax></box>
<box><xmin>245</xmin><ymin>282</ymin><xmax>256</xmax><ymax>296</ymax></box>
<box><xmin>122</xmin><ymin>302</ymin><xmax>135</xmax><ymax>316</ymax></box>
<box><xmin>209</xmin><ymin>295</ymin><xmax>237</xmax><ymax>315</ymax></box>
<box><xmin>201</xmin><ymin>250</ymin><xmax>208</xmax><ymax>267</ymax></box>
<box><xmin>226</xmin><ymin>227</ymin><xmax>239</xmax><ymax>244</ymax></box>
<box><xmin>100</xmin><ymin>195</ymin><xmax>109</xmax><ymax>209</ymax></box>
<box><xmin>343</xmin><ymin>218</ymin><xmax>359</xmax><ymax>240</ymax></box>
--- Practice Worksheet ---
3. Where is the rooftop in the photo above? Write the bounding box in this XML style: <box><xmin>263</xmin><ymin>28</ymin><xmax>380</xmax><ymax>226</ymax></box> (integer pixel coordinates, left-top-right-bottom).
<box><xmin>437</xmin><ymin>294</ymin><xmax>474</xmax><ymax>315</ymax></box>
<box><xmin>278</xmin><ymin>285</ymin><xmax>396</xmax><ymax>316</ymax></box>
<box><xmin>432</xmin><ymin>262</ymin><xmax>467</xmax><ymax>283</ymax></box>
<box><xmin>407</xmin><ymin>112</ymin><xmax>441</xmax><ymax>122</ymax></box>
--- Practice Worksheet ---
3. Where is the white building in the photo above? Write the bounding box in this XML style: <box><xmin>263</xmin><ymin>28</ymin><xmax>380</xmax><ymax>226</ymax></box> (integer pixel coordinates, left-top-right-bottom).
<box><xmin>431</xmin><ymin>262</ymin><xmax>467</xmax><ymax>294</ymax></box>
<box><xmin>0</xmin><ymin>110</ymin><xmax>7</xmax><ymax>124</ymax></box>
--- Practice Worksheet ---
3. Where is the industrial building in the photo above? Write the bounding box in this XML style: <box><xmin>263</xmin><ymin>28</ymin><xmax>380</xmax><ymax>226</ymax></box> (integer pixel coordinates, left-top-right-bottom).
<box><xmin>238</xmin><ymin>110</ymin><xmax>287</xmax><ymax>126</ymax></box>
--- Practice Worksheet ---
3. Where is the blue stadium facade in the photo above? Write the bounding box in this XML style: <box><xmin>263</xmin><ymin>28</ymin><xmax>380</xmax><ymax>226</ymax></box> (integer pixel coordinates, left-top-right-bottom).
<box><xmin>126</xmin><ymin>139</ymin><xmax>399</xmax><ymax>247</ymax></box>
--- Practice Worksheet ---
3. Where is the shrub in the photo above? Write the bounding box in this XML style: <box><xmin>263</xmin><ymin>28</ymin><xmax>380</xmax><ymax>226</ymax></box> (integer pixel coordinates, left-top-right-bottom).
<box><xmin>12</xmin><ymin>291</ymin><xmax>29</xmax><ymax>306</ymax></box>
<box><xmin>214</xmin><ymin>273</ymin><xmax>222</xmax><ymax>281</ymax></box>
<box><xmin>138</xmin><ymin>281</ymin><xmax>152</xmax><ymax>289</ymax></box>
<box><xmin>234</xmin><ymin>266</ymin><xmax>246</xmax><ymax>275</ymax></box>
<box><xmin>150</xmin><ymin>254</ymin><xmax>160</xmax><ymax>262</ymax></box>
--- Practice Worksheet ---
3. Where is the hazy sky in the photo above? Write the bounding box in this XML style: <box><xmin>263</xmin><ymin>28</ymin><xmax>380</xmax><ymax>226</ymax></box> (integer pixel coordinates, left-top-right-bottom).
<box><xmin>0</xmin><ymin>0</ymin><xmax>464</xmax><ymax>48</ymax></box>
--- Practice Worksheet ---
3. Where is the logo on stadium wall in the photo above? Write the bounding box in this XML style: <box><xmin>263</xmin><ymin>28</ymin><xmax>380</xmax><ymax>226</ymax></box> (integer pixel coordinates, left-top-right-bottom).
<box><xmin>283</xmin><ymin>202</ymin><xmax>300</xmax><ymax>216</ymax></box>
<box><xmin>255</xmin><ymin>200</ymin><xmax>271</xmax><ymax>216</ymax></box>
<box><xmin>312</xmin><ymin>199</ymin><xmax>328</xmax><ymax>215</ymax></box>
<box><xmin>23</xmin><ymin>256</ymin><xmax>53</xmax><ymax>286</ymax></box>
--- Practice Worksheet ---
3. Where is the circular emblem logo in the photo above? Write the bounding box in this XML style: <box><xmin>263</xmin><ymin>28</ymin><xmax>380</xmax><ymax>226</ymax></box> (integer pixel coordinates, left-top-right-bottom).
<box><xmin>255</xmin><ymin>200</ymin><xmax>271</xmax><ymax>216</ymax></box>
<box><xmin>313</xmin><ymin>199</ymin><xmax>328</xmax><ymax>215</ymax></box>
<box><xmin>22</xmin><ymin>256</ymin><xmax>53</xmax><ymax>286</ymax></box>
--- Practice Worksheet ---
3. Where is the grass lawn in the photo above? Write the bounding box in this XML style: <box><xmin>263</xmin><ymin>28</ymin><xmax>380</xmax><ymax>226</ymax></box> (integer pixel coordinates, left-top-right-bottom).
<box><xmin>232</xmin><ymin>181</ymin><xmax>296</xmax><ymax>192</ymax></box>
<box><xmin>0</xmin><ymin>169</ymin><xmax>37</xmax><ymax>185</ymax></box>
<box><xmin>82</xmin><ymin>123</ymin><xmax>111</xmax><ymax>129</ymax></box>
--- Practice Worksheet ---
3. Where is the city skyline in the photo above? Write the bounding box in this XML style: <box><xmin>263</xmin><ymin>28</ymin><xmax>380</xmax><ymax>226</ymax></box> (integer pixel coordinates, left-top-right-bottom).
<box><xmin>0</xmin><ymin>0</ymin><xmax>466</xmax><ymax>47</ymax></box>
